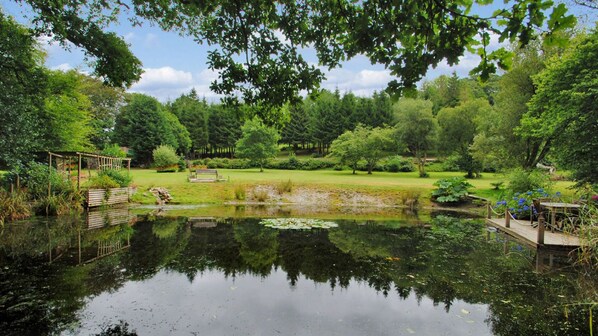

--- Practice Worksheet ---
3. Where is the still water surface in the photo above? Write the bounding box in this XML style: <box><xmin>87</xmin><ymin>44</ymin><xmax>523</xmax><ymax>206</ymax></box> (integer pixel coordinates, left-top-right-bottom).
<box><xmin>0</xmin><ymin>207</ymin><xmax>595</xmax><ymax>335</ymax></box>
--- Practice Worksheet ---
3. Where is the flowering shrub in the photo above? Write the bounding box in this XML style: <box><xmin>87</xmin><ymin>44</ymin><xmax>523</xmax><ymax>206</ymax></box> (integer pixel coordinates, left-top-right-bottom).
<box><xmin>494</xmin><ymin>188</ymin><xmax>561</xmax><ymax>219</ymax></box>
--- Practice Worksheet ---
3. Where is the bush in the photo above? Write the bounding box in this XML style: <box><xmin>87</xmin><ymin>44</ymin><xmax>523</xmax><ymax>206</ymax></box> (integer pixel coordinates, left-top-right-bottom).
<box><xmin>101</xmin><ymin>144</ymin><xmax>127</xmax><ymax>158</ymax></box>
<box><xmin>4</xmin><ymin>162</ymin><xmax>76</xmax><ymax>199</ymax></box>
<box><xmin>440</xmin><ymin>154</ymin><xmax>461</xmax><ymax>172</ymax></box>
<box><xmin>99</xmin><ymin>169</ymin><xmax>132</xmax><ymax>187</ymax></box>
<box><xmin>178</xmin><ymin>157</ymin><xmax>187</xmax><ymax>172</ymax></box>
<box><xmin>267</xmin><ymin>157</ymin><xmax>334</xmax><ymax>170</ymax></box>
<box><xmin>35</xmin><ymin>193</ymin><xmax>83</xmax><ymax>216</ymax></box>
<box><xmin>228</xmin><ymin>159</ymin><xmax>252</xmax><ymax>169</ymax></box>
<box><xmin>87</xmin><ymin>174</ymin><xmax>120</xmax><ymax>189</ymax></box>
<box><xmin>508</xmin><ymin>168</ymin><xmax>552</xmax><ymax>194</ymax></box>
<box><xmin>494</xmin><ymin>188</ymin><xmax>556</xmax><ymax>220</ymax></box>
<box><xmin>152</xmin><ymin>145</ymin><xmax>179</xmax><ymax>170</ymax></box>
<box><xmin>383</xmin><ymin>156</ymin><xmax>415</xmax><ymax>172</ymax></box>
<box><xmin>432</xmin><ymin>177</ymin><xmax>473</xmax><ymax>203</ymax></box>
<box><xmin>0</xmin><ymin>190</ymin><xmax>31</xmax><ymax>224</ymax></box>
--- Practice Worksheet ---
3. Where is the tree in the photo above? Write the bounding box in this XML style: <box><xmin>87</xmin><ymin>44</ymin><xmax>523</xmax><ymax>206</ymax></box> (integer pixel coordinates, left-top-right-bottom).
<box><xmin>394</xmin><ymin>99</ymin><xmax>437</xmax><ymax>177</ymax></box>
<box><xmin>361</xmin><ymin>126</ymin><xmax>396</xmax><ymax>174</ymax></box>
<box><xmin>329</xmin><ymin>128</ymin><xmax>364</xmax><ymax>175</ymax></box>
<box><xmin>114</xmin><ymin>94</ymin><xmax>181</xmax><ymax>165</ymax></box>
<box><xmin>524</xmin><ymin>30</ymin><xmax>598</xmax><ymax>185</ymax></box>
<box><xmin>437</xmin><ymin>99</ymin><xmax>491</xmax><ymax>178</ymax></box>
<box><xmin>78</xmin><ymin>75</ymin><xmax>127</xmax><ymax>149</ymax></box>
<box><xmin>310</xmin><ymin>90</ymin><xmax>345</xmax><ymax>154</ymax></box>
<box><xmin>472</xmin><ymin>38</ymin><xmax>564</xmax><ymax>169</ymax></box>
<box><xmin>39</xmin><ymin>69</ymin><xmax>93</xmax><ymax>152</ymax></box>
<box><xmin>11</xmin><ymin>1</ymin><xmax>575</xmax><ymax>116</ymax></box>
<box><xmin>330</xmin><ymin>125</ymin><xmax>397</xmax><ymax>174</ymax></box>
<box><xmin>208</xmin><ymin>105</ymin><xmax>243</xmax><ymax>157</ymax></box>
<box><xmin>235</xmin><ymin>118</ymin><xmax>280</xmax><ymax>172</ymax></box>
<box><xmin>281</xmin><ymin>103</ymin><xmax>312</xmax><ymax>150</ymax></box>
<box><xmin>169</xmin><ymin>90</ymin><xmax>210</xmax><ymax>155</ymax></box>
<box><xmin>0</xmin><ymin>13</ymin><xmax>46</xmax><ymax>168</ymax></box>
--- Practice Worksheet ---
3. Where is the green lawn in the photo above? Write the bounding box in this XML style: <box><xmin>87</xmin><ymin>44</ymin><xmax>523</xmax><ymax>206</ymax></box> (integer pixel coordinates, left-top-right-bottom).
<box><xmin>129</xmin><ymin>168</ymin><xmax>576</xmax><ymax>206</ymax></box>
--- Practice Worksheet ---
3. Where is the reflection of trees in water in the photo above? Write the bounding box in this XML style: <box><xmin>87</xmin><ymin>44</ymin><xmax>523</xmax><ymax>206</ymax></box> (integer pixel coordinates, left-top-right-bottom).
<box><xmin>1</xmin><ymin>215</ymin><xmax>597</xmax><ymax>335</ymax></box>
<box><xmin>123</xmin><ymin>216</ymin><xmax>190</xmax><ymax>281</ymax></box>
<box><xmin>0</xmin><ymin>215</ymin><xmax>81</xmax><ymax>259</ymax></box>
<box><xmin>233</xmin><ymin>219</ymin><xmax>279</xmax><ymax>276</ymax></box>
<box><xmin>0</xmin><ymin>215</ymin><xmax>133</xmax><ymax>335</ymax></box>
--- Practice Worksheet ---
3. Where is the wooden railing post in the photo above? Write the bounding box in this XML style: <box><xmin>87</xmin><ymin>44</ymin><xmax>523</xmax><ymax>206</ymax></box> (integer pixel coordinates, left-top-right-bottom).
<box><xmin>486</xmin><ymin>203</ymin><xmax>491</xmax><ymax>219</ymax></box>
<box><xmin>537</xmin><ymin>212</ymin><xmax>545</xmax><ymax>245</ymax></box>
<box><xmin>505</xmin><ymin>209</ymin><xmax>511</xmax><ymax>228</ymax></box>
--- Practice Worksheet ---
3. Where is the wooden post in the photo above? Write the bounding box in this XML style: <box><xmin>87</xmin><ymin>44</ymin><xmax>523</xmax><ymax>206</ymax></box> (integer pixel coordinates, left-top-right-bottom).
<box><xmin>537</xmin><ymin>212</ymin><xmax>545</xmax><ymax>245</ymax></box>
<box><xmin>127</xmin><ymin>160</ymin><xmax>131</xmax><ymax>176</ymax></box>
<box><xmin>77</xmin><ymin>154</ymin><xmax>82</xmax><ymax>191</ymax></box>
<box><xmin>505</xmin><ymin>209</ymin><xmax>511</xmax><ymax>228</ymax></box>
<box><xmin>48</xmin><ymin>153</ymin><xmax>52</xmax><ymax>197</ymax></box>
<box><xmin>486</xmin><ymin>203</ymin><xmax>491</xmax><ymax>219</ymax></box>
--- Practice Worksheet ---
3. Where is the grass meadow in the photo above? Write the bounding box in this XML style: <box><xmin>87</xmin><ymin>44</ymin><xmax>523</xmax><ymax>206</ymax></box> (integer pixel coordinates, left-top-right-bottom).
<box><xmin>129</xmin><ymin>168</ymin><xmax>576</xmax><ymax>206</ymax></box>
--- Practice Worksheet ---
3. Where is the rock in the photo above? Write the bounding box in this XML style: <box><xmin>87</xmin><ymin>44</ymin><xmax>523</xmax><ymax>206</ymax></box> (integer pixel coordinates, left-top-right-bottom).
<box><xmin>149</xmin><ymin>187</ymin><xmax>173</xmax><ymax>205</ymax></box>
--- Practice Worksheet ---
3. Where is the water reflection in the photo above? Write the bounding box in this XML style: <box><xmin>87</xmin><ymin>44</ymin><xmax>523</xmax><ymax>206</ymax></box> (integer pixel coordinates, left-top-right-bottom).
<box><xmin>0</xmin><ymin>211</ymin><xmax>596</xmax><ymax>335</ymax></box>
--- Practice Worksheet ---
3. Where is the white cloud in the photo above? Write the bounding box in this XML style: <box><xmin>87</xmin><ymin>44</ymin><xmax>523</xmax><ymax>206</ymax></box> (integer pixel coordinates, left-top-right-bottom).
<box><xmin>129</xmin><ymin>66</ymin><xmax>222</xmax><ymax>102</ymax></box>
<box><xmin>321</xmin><ymin>68</ymin><xmax>391</xmax><ymax>96</ymax></box>
<box><xmin>132</xmin><ymin>67</ymin><xmax>193</xmax><ymax>89</ymax></box>
<box><xmin>52</xmin><ymin>63</ymin><xmax>73</xmax><ymax>71</ymax></box>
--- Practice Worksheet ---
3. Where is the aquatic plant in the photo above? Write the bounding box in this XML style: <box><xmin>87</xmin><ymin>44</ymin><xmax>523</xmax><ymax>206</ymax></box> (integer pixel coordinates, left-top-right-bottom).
<box><xmin>276</xmin><ymin>179</ymin><xmax>293</xmax><ymax>194</ymax></box>
<box><xmin>431</xmin><ymin>177</ymin><xmax>473</xmax><ymax>203</ymax></box>
<box><xmin>260</xmin><ymin>218</ymin><xmax>338</xmax><ymax>230</ymax></box>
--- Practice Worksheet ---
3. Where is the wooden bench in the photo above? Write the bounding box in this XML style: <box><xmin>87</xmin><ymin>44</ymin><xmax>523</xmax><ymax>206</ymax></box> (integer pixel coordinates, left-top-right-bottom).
<box><xmin>189</xmin><ymin>169</ymin><xmax>222</xmax><ymax>182</ymax></box>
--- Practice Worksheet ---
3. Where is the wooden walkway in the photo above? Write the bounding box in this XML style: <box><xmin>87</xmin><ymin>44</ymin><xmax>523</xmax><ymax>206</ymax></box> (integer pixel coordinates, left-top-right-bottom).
<box><xmin>486</xmin><ymin>218</ymin><xmax>581</xmax><ymax>249</ymax></box>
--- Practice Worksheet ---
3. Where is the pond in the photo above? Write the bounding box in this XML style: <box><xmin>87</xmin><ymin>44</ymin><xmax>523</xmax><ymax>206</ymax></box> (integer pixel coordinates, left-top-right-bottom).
<box><xmin>0</xmin><ymin>206</ymin><xmax>595</xmax><ymax>335</ymax></box>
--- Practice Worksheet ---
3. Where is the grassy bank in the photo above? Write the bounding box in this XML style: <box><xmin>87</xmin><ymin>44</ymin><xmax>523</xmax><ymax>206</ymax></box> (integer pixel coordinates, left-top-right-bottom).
<box><xmin>129</xmin><ymin>168</ymin><xmax>576</xmax><ymax>207</ymax></box>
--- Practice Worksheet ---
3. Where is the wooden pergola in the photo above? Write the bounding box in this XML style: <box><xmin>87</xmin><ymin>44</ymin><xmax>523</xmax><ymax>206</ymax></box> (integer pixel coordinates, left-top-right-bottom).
<box><xmin>47</xmin><ymin>151</ymin><xmax>131</xmax><ymax>193</ymax></box>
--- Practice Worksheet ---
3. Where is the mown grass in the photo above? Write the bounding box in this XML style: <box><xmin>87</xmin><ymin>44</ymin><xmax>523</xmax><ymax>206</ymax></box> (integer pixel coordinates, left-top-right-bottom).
<box><xmin>129</xmin><ymin>168</ymin><xmax>576</xmax><ymax>206</ymax></box>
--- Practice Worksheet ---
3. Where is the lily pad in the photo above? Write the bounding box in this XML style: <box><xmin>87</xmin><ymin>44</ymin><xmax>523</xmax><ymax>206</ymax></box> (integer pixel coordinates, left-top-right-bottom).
<box><xmin>260</xmin><ymin>218</ymin><xmax>338</xmax><ymax>230</ymax></box>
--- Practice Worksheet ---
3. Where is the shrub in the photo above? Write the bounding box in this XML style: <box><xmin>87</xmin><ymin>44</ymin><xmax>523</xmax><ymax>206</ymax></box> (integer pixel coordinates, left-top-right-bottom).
<box><xmin>432</xmin><ymin>177</ymin><xmax>473</xmax><ymax>203</ymax></box>
<box><xmin>3</xmin><ymin>162</ymin><xmax>77</xmax><ymax>200</ymax></box>
<box><xmin>87</xmin><ymin>174</ymin><xmax>120</xmax><ymax>189</ymax></box>
<box><xmin>440</xmin><ymin>154</ymin><xmax>461</xmax><ymax>172</ymax></box>
<box><xmin>177</xmin><ymin>157</ymin><xmax>187</xmax><ymax>172</ymax></box>
<box><xmin>35</xmin><ymin>194</ymin><xmax>83</xmax><ymax>216</ymax></box>
<box><xmin>0</xmin><ymin>190</ymin><xmax>31</xmax><ymax>224</ymax></box>
<box><xmin>383</xmin><ymin>156</ymin><xmax>415</xmax><ymax>172</ymax></box>
<box><xmin>494</xmin><ymin>188</ymin><xmax>556</xmax><ymax>220</ymax></box>
<box><xmin>228</xmin><ymin>159</ymin><xmax>252</xmax><ymax>169</ymax></box>
<box><xmin>99</xmin><ymin>169</ymin><xmax>132</xmax><ymax>187</ymax></box>
<box><xmin>101</xmin><ymin>144</ymin><xmax>127</xmax><ymax>158</ymax></box>
<box><xmin>152</xmin><ymin>145</ymin><xmax>179</xmax><ymax>170</ymax></box>
<box><xmin>508</xmin><ymin>168</ymin><xmax>552</xmax><ymax>194</ymax></box>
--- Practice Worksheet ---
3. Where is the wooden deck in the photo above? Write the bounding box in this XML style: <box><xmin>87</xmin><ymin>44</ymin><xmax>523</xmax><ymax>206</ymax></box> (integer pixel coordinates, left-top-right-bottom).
<box><xmin>486</xmin><ymin>218</ymin><xmax>581</xmax><ymax>249</ymax></box>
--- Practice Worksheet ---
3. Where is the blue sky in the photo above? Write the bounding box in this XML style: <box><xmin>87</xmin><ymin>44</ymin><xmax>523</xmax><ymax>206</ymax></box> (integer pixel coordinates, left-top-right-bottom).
<box><xmin>3</xmin><ymin>1</ymin><xmax>596</xmax><ymax>102</ymax></box>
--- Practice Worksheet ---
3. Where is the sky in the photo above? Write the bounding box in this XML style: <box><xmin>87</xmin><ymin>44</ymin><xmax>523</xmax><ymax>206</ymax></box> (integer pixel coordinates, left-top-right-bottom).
<box><xmin>2</xmin><ymin>1</ymin><xmax>596</xmax><ymax>103</ymax></box>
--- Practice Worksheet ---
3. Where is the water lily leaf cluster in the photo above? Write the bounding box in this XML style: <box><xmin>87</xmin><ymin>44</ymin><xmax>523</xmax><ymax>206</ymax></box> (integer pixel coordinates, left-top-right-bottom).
<box><xmin>260</xmin><ymin>218</ymin><xmax>338</xmax><ymax>230</ymax></box>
